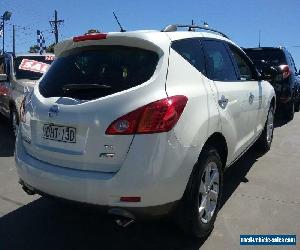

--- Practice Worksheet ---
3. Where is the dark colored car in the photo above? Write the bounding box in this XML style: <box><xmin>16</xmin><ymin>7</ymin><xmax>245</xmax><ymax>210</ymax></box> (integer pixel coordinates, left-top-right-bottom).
<box><xmin>244</xmin><ymin>47</ymin><xmax>300</xmax><ymax>120</ymax></box>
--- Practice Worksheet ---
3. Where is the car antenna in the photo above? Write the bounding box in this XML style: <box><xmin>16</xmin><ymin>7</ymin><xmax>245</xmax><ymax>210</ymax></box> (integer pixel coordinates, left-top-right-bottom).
<box><xmin>188</xmin><ymin>19</ymin><xmax>194</xmax><ymax>31</ymax></box>
<box><xmin>113</xmin><ymin>11</ymin><xmax>126</xmax><ymax>32</ymax></box>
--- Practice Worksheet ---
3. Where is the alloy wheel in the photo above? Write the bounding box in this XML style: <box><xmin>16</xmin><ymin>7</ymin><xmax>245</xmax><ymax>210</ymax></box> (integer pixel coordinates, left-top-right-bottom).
<box><xmin>198</xmin><ymin>162</ymin><xmax>220</xmax><ymax>224</ymax></box>
<box><xmin>266</xmin><ymin>108</ymin><xmax>274</xmax><ymax>144</ymax></box>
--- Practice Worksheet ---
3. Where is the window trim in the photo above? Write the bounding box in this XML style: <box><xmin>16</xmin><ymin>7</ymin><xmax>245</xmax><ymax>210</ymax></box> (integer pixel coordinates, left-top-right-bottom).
<box><xmin>225</xmin><ymin>43</ymin><xmax>259</xmax><ymax>82</ymax></box>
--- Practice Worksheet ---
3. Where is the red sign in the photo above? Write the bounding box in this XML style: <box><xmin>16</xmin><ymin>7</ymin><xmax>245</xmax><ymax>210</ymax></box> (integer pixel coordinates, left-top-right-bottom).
<box><xmin>45</xmin><ymin>55</ymin><xmax>55</xmax><ymax>61</ymax></box>
<box><xmin>19</xmin><ymin>59</ymin><xmax>50</xmax><ymax>74</ymax></box>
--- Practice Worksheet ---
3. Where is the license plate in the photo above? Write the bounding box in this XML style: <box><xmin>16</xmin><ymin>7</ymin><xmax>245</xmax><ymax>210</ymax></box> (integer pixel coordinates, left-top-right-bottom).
<box><xmin>42</xmin><ymin>124</ymin><xmax>76</xmax><ymax>143</ymax></box>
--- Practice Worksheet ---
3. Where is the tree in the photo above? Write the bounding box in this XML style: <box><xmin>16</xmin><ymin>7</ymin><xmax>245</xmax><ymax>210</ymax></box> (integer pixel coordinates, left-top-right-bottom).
<box><xmin>86</xmin><ymin>29</ymin><xmax>100</xmax><ymax>34</ymax></box>
<box><xmin>46</xmin><ymin>43</ymin><xmax>55</xmax><ymax>53</ymax></box>
<box><xmin>28</xmin><ymin>45</ymin><xmax>39</xmax><ymax>53</ymax></box>
<box><xmin>28</xmin><ymin>43</ymin><xmax>55</xmax><ymax>53</ymax></box>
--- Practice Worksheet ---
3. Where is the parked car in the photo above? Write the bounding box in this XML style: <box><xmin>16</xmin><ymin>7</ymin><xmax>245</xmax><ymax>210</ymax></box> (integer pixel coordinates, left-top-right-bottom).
<box><xmin>15</xmin><ymin>26</ymin><xmax>276</xmax><ymax>238</ymax></box>
<box><xmin>0</xmin><ymin>52</ymin><xmax>54</xmax><ymax>136</ymax></box>
<box><xmin>244</xmin><ymin>47</ymin><xmax>300</xmax><ymax>120</ymax></box>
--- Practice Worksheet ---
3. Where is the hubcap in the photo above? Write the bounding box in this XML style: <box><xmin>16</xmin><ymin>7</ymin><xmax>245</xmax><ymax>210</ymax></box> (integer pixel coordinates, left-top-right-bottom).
<box><xmin>198</xmin><ymin>162</ymin><xmax>219</xmax><ymax>224</ymax></box>
<box><xmin>266</xmin><ymin>109</ymin><xmax>274</xmax><ymax>144</ymax></box>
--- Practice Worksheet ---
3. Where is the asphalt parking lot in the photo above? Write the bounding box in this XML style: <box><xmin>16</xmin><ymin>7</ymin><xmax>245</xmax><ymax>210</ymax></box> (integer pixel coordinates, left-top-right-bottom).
<box><xmin>0</xmin><ymin>113</ymin><xmax>299</xmax><ymax>250</ymax></box>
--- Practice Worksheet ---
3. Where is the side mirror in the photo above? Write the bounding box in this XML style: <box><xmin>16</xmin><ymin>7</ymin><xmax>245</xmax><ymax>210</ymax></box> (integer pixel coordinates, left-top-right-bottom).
<box><xmin>298</xmin><ymin>69</ymin><xmax>300</xmax><ymax>75</ymax></box>
<box><xmin>0</xmin><ymin>74</ymin><xmax>8</xmax><ymax>82</ymax></box>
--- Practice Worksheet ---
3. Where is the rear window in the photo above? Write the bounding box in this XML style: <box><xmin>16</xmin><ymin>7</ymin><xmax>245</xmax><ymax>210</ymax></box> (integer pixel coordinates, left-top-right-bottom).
<box><xmin>244</xmin><ymin>49</ymin><xmax>286</xmax><ymax>69</ymax></box>
<box><xmin>39</xmin><ymin>46</ymin><xmax>159</xmax><ymax>100</ymax></box>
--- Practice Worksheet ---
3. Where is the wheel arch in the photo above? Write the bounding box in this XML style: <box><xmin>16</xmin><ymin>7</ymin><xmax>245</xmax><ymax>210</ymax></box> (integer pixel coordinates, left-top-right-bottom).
<box><xmin>200</xmin><ymin>132</ymin><xmax>228</xmax><ymax>170</ymax></box>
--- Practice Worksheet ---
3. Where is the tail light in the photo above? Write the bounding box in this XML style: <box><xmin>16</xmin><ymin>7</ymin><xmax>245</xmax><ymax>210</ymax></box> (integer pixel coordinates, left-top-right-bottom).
<box><xmin>105</xmin><ymin>95</ymin><xmax>188</xmax><ymax>135</ymax></box>
<box><xmin>120</xmin><ymin>196</ymin><xmax>141</xmax><ymax>202</ymax></box>
<box><xmin>279</xmin><ymin>65</ymin><xmax>291</xmax><ymax>79</ymax></box>
<box><xmin>73</xmin><ymin>33</ymin><xmax>107</xmax><ymax>42</ymax></box>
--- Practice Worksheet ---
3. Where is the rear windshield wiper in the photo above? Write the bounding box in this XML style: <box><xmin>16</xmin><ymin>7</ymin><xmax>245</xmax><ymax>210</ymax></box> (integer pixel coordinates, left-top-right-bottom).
<box><xmin>62</xmin><ymin>84</ymin><xmax>112</xmax><ymax>92</ymax></box>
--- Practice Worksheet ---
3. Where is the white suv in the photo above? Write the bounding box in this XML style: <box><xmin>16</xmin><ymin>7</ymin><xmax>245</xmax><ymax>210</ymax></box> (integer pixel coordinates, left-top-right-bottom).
<box><xmin>15</xmin><ymin>25</ymin><xmax>276</xmax><ymax>237</ymax></box>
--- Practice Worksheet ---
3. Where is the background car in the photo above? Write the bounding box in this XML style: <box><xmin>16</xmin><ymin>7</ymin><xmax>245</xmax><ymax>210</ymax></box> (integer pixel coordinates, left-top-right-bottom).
<box><xmin>15</xmin><ymin>26</ymin><xmax>276</xmax><ymax>238</ymax></box>
<box><xmin>244</xmin><ymin>47</ymin><xmax>300</xmax><ymax>120</ymax></box>
<box><xmin>0</xmin><ymin>52</ymin><xmax>54</xmax><ymax>137</ymax></box>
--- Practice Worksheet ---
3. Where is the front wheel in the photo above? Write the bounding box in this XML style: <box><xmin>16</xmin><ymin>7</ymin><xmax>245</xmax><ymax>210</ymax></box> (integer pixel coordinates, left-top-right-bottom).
<box><xmin>256</xmin><ymin>106</ymin><xmax>274</xmax><ymax>151</ymax></box>
<box><xmin>176</xmin><ymin>147</ymin><xmax>223</xmax><ymax>238</ymax></box>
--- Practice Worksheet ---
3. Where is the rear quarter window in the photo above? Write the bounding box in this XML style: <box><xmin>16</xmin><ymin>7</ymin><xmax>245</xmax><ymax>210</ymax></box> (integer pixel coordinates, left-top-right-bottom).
<box><xmin>39</xmin><ymin>46</ymin><xmax>159</xmax><ymax>100</ymax></box>
<box><xmin>171</xmin><ymin>38</ymin><xmax>206</xmax><ymax>75</ymax></box>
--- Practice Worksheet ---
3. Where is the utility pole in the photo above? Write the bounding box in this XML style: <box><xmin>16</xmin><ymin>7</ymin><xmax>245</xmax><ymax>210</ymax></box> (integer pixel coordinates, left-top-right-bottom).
<box><xmin>12</xmin><ymin>24</ymin><xmax>15</xmax><ymax>54</ymax></box>
<box><xmin>1</xmin><ymin>11</ymin><xmax>12</xmax><ymax>53</ymax></box>
<box><xmin>49</xmin><ymin>10</ymin><xmax>64</xmax><ymax>44</ymax></box>
<box><xmin>258</xmin><ymin>30</ymin><xmax>261</xmax><ymax>48</ymax></box>
<box><xmin>2</xmin><ymin>19</ymin><xmax>4</xmax><ymax>52</ymax></box>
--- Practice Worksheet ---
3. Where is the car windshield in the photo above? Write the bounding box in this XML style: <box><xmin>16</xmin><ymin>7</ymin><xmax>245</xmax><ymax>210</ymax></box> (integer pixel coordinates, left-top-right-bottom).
<box><xmin>39</xmin><ymin>46</ymin><xmax>159</xmax><ymax>100</ymax></box>
<box><xmin>244</xmin><ymin>49</ymin><xmax>286</xmax><ymax>70</ymax></box>
<box><xmin>14</xmin><ymin>55</ymin><xmax>54</xmax><ymax>80</ymax></box>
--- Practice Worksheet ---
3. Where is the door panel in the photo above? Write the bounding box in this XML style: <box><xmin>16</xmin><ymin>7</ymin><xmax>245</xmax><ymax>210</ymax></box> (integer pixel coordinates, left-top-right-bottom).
<box><xmin>227</xmin><ymin>44</ymin><xmax>264</xmax><ymax>138</ymax></box>
<box><xmin>201</xmin><ymin>39</ymin><xmax>253</xmax><ymax>161</ymax></box>
<box><xmin>213</xmin><ymin>81</ymin><xmax>254</xmax><ymax>158</ymax></box>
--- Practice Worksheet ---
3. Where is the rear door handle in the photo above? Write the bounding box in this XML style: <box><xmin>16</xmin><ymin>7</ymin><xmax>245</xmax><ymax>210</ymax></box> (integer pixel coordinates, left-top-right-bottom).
<box><xmin>218</xmin><ymin>95</ymin><xmax>228</xmax><ymax>109</ymax></box>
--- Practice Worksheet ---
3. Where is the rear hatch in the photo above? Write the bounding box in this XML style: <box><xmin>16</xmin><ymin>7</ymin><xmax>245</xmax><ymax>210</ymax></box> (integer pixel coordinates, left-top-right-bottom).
<box><xmin>21</xmin><ymin>32</ymin><xmax>170</xmax><ymax>173</ymax></box>
<box><xmin>244</xmin><ymin>48</ymin><xmax>288</xmax><ymax>92</ymax></box>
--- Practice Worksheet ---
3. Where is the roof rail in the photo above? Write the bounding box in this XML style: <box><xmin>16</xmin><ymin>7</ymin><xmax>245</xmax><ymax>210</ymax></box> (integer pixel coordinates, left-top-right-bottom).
<box><xmin>161</xmin><ymin>24</ymin><xmax>229</xmax><ymax>39</ymax></box>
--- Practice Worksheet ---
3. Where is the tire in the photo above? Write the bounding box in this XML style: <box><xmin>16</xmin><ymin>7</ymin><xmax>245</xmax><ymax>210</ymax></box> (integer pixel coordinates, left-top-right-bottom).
<box><xmin>256</xmin><ymin>106</ymin><xmax>274</xmax><ymax>152</ymax></box>
<box><xmin>10</xmin><ymin>107</ymin><xmax>19</xmax><ymax>139</ymax></box>
<box><xmin>175</xmin><ymin>146</ymin><xmax>223</xmax><ymax>238</ymax></box>
<box><xmin>295</xmin><ymin>101</ymin><xmax>300</xmax><ymax>112</ymax></box>
<box><xmin>285</xmin><ymin>100</ymin><xmax>294</xmax><ymax>120</ymax></box>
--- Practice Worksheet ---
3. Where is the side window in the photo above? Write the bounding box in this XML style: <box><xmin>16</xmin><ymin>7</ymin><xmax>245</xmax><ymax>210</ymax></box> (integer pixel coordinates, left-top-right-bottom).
<box><xmin>171</xmin><ymin>38</ymin><xmax>206</xmax><ymax>75</ymax></box>
<box><xmin>201</xmin><ymin>40</ymin><xmax>237</xmax><ymax>81</ymax></box>
<box><xmin>228</xmin><ymin>45</ymin><xmax>255</xmax><ymax>80</ymax></box>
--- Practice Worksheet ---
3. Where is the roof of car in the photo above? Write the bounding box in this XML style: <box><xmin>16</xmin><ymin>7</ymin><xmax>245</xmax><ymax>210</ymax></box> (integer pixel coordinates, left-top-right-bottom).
<box><xmin>14</xmin><ymin>53</ymin><xmax>54</xmax><ymax>57</ymax></box>
<box><xmin>54</xmin><ymin>30</ymin><xmax>238</xmax><ymax>57</ymax></box>
<box><xmin>2</xmin><ymin>52</ymin><xmax>54</xmax><ymax>58</ymax></box>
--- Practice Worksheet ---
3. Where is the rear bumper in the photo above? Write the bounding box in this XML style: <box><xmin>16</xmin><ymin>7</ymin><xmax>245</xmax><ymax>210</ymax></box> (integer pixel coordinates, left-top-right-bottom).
<box><xmin>19</xmin><ymin>178</ymin><xmax>177</xmax><ymax>219</ymax></box>
<box><xmin>15</xmin><ymin>131</ymin><xmax>195</xmax><ymax>217</ymax></box>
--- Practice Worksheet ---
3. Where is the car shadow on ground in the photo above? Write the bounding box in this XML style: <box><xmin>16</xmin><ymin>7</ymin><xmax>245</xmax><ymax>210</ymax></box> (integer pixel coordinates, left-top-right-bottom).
<box><xmin>0</xmin><ymin>115</ymin><xmax>15</xmax><ymax>157</ymax></box>
<box><xmin>0</xmin><ymin>117</ymin><xmax>284</xmax><ymax>250</ymax></box>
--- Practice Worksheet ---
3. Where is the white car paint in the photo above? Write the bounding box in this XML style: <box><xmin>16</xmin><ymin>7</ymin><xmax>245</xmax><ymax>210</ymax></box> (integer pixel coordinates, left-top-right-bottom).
<box><xmin>15</xmin><ymin>30</ymin><xmax>276</xmax><ymax>212</ymax></box>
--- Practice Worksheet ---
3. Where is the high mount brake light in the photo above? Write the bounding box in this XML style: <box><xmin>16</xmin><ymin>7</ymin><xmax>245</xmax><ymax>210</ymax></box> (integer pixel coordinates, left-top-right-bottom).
<box><xmin>105</xmin><ymin>95</ymin><xmax>188</xmax><ymax>135</ymax></box>
<box><xmin>73</xmin><ymin>33</ymin><xmax>107</xmax><ymax>42</ymax></box>
<box><xmin>279</xmin><ymin>64</ymin><xmax>291</xmax><ymax>79</ymax></box>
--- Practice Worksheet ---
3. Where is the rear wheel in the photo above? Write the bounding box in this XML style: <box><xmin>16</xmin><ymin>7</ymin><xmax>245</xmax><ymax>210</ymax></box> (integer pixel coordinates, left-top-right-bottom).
<box><xmin>295</xmin><ymin>101</ymin><xmax>300</xmax><ymax>112</ymax></box>
<box><xmin>285</xmin><ymin>100</ymin><xmax>294</xmax><ymax>120</ymax></box>
<box><xmin>176</xmin><ymin>147</ymin><xmax>223</xmax><ymax>238</ymax></box>
<box><xmin>256</xmin><ymin>106</ymin><xmax>274</xmax><ymax>151</ymax></box>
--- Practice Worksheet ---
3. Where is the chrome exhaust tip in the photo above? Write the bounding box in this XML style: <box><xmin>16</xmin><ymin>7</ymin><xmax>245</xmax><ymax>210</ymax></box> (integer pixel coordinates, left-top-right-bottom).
<box><xmin>108</xmin><ymin>208</ymin><xmax>135</xmax><ymax>228</ymax></box>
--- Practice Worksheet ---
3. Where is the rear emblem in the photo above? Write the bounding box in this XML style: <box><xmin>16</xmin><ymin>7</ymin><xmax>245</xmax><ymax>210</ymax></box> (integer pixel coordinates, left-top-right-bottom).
<box><xmin>48</xmin><ymin>105</ymin><xmax>59</xmax><ymax>117</ymax></box>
